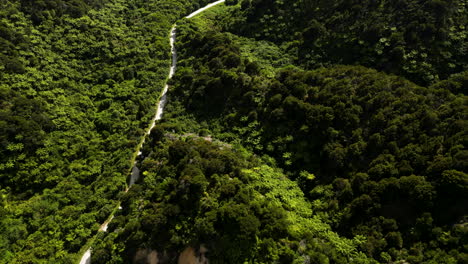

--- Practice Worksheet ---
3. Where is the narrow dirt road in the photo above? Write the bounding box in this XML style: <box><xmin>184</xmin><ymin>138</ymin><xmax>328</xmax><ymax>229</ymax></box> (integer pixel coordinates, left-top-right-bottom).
<box><xmin>79</xmin><ymin>1</ymin><xmax>225</xmax><ymax>263</ymax></box>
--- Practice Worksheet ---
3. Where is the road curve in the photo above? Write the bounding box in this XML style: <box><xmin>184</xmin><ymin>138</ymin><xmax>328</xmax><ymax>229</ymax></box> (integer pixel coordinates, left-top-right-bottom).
<box><xmin>186</xmin><ymin>0</ymin><xmax>226</xmax><ymax>18</ymax></box>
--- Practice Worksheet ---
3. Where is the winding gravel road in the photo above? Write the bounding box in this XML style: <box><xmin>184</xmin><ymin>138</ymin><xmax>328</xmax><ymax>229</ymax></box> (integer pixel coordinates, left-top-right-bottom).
<box><xmin>79</xmin><ymin>1</ymin><xmax>225</xmax><ymax>263</ymax></box>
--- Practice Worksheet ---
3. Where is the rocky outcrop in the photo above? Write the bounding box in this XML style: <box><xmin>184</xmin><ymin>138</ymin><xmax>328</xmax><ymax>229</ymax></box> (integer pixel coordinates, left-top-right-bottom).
<box><xmin>132</xmin><ymin>245</ymin><xmax>209</xmax><ymax>264</ymax></box>
<box><xmin>134</xmin><ymin>249</ymin><xmax>159</xmax><ymax>264</ymax></box>
<box><xmin>178</xmin><ymin>245</ymin><xmax>209</xmax><ymax>264</ymax></box>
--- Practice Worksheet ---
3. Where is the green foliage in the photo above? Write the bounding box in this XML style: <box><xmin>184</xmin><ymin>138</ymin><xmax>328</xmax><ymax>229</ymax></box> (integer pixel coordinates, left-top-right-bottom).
<box><xmin>235</xmin><ymin>0</ymin><xmax>468</xmax><ymax>86</ymax></box>
<box><xmin>92</xmin><ymin>126</ymin><xmax>371</xmax><ymax>263</ymax></box>
<box><xmin>162</xmin><ymin>9</ymin><xmax>468</xmax><ymax>263</ymax></box>
<box><xmin>0</xmin><ymin>0</ymin><xmax>218</xmax><ymax>262</ymax></box>
<box><xmin>1</xmin><ymin>0</ymin><xmax>466</xmax><ymax>263</ymax></box>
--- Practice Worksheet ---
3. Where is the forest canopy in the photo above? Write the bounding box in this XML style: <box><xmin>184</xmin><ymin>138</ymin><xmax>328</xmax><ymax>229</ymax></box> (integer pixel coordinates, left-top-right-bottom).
<box><xmin>158</xmin><ymin>3</ymin><xmax>467</xmax><ymax>263</ymax></box>
<box><xmin>90</xmin><ymin>125</ymin><xmax>371</xmax><ymax>263</ymax></box>
<box><xmin>233</xmin><ymin>0</ymin><xmax>467</xmax><ymax>86</ymax></box>
<box><xmin>0</xmin><ymin>0</ymin><xmax>215</xmax><ymax>262</ymax></box>
<box><xmin>0</xmin><ymin>0</ymin><xmax>466</xmax><ymax>263</ymax></box>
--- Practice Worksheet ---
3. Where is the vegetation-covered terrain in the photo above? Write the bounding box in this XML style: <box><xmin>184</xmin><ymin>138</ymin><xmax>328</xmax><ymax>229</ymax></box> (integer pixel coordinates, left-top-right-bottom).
<box><xmin>234</xmin><ymin>0</ymin><xmax>467</xmax><ymax>86</ymax></box>
<box><xmin>158</xmin><ymin>2</ymin><xmax>467</xmax><ymax>263</ymax></box>
<box><xmin>1</xmin><ymin>0</ymin><xmax>467</xmax><ymax>263</ymax></box>
<box><xmin>0</xmin><ymin>0</ymin><xmax>212</xmax><ymax>262</ymax></box>
<box><xmin>91</xmin><ymin>125</ymin><xmax>371</xmax><ymax>263</ymax></box>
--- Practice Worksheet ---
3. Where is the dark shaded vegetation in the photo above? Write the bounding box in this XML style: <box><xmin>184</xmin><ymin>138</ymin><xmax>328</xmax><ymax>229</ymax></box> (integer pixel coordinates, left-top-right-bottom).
<box><xmin>92</xmin><ymin>124</ymin><xmax>371</xmax><ymax>263</ymax></box>
<box><xmin>233</xmin><ymin>0</ymin><xmax>467</xmax><ymax>86</ymax></box>
<box><xmin>163</xmin><ymin>12</ymin><xmax>468</xmax><ymax>263</ymax></box>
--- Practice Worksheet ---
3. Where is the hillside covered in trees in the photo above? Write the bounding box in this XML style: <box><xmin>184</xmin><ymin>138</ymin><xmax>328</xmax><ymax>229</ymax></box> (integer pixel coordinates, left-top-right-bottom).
<box><xmin>0</xmin><ymin>0</ymin><xmax>213</xmax><ymax>262</ymax></box>
<box><xmin>159</xmin><ymin>1</ymin><xmax>466</xmax><ymax>263</ymax></box>
<box><xmin>233</xmin><ymin>0</ymin><xmax>467</xmax><ymax>86</ymax></box>
<box><xmin>90</xmin><ymin>125</ymin><xmax>371</xmax><ymax>263</ymax></box>
<box><xmin>1</xmin><ymin>0</ymin><xmax>467</xmax><ymax>263</ymax></box>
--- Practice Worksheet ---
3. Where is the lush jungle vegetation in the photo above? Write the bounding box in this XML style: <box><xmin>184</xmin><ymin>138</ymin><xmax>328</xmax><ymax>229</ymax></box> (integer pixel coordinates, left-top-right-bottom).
<box><xmin>1</xmin><ymin>0</ymin><xmax>467</xmax><ymax>263</ymax></box>
<box><xmin>158</xmin><ymin>2</ymin><xmax>467</xmax><ymax>263</ymax></box>
<box><xmin>229</xmin><ymin>0</ymin><xmax>467</xmax><ymax>86</ymax></box>
<box><xmin>218</xmin><ymin>0</ymin><xmax>468</xmax><ymax>85</ymax></box>
<box><xmin>91</xmin><ymin>124</ymin><xmax>371</xmax><ymax>263</ymax></box>
<box><xmin>0</xmin><ymin>0</ymin><xmax>212</xmax><ymax>262</ymax></box>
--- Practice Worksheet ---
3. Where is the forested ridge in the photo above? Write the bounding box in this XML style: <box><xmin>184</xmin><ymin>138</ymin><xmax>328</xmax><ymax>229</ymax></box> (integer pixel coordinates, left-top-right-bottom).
<box><xmin>1</xmin><ymin>0</ymin><xmax>467</xmax><ymax>263</ymax></box>
<box><xmin>90</xmin><ymin>125</ymin><xmax>371</xmax><ymax>263</ymax></box>
<box><xmin>160</xmin><ymin>1</ymin><xmax>466</xmax><ymax>263</ymax></box>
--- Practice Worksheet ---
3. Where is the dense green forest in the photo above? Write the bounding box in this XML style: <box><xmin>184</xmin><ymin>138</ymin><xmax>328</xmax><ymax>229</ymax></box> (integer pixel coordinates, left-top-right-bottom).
<box><xmin>1</xmin><ymin>0</ymin><xmax>467</xmax><ymax>263</ymax></box>
<box><xmin>90</xmin><ymin>125</ymin><xmax>371</xmax><ymax>263</ymax></box>
<box><xmin>159</xmin><ymin>2</ymin><xmax>466</xmax><ymax>263</ymax></box>
<box><xmin>0</xmin><ymin>0</ymin><xmax>212</xmax><ymax>262</ymax></box>
<box><xmin>232</xmin><ymin>0</ymin><xmax>467</xmax><ymax>86</ymax></box>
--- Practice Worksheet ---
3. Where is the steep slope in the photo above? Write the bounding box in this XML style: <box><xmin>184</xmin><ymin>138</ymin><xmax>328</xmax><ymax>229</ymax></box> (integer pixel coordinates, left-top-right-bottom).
<box><xmin>161</xmin><ymin>4</ymin><xmax>468</xmax><ymax>263</ymax></box>
<box><xmin>1</xmin><ymin>0</ymin><xmax>466</xmax><ymax>263</ymax></box>
<box><xmin>91</xmin><ymin>125</ymin><xmax>371</xmax><ymax>263</ymax></box>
